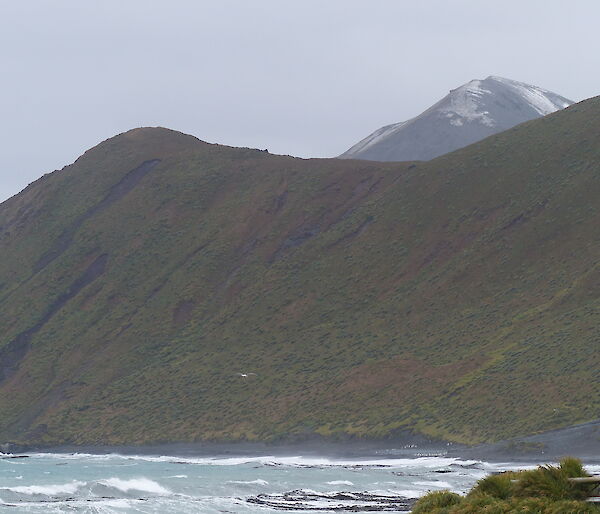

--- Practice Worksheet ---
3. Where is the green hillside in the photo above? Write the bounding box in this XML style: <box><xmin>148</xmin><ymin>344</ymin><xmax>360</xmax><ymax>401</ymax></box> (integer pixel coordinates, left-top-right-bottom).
<box><xmin>0</xmin><ymin>97</ymin><xmax>598</xmax><ymax>446</ymax></box>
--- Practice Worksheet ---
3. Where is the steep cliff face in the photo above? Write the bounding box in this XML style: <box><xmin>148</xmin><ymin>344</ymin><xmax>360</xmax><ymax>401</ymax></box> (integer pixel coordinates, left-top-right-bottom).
<box><xmin>0</xmin><ymin>96</ymin><xmax>598</xmax><ymax>446</ymax></box>
<box><xmin>339</xmin><ymin>76</ymin><xmax>573</xmax><ymax>162</ymax></box>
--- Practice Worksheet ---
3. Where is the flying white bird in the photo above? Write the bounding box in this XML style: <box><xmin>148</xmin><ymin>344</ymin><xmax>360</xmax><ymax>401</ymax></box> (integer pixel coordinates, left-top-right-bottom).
<box><xmin>235</xmin><ymin>373</ymin><xmax>257</xmax><ymax>377</ymax></box>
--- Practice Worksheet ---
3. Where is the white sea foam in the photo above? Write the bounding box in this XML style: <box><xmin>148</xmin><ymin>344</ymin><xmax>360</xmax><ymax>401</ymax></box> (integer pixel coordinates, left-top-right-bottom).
<box><xmin>95</xmin><ymin>498</ymin><xmax>132</xmax><ymax>508</ymax></box>
<box><xmin>6</xmin><ymin>451</ymin><xmax>597</xmax><ymax>513</ymax></box>
<box><xmin>28</xmin><ymin>451</ymin><xmax>480</xmax><ymax>469</ymax></box>
<box><xmin>8</xmin><ymin>480</ymin><xmax>86</xmax><ymax>495</ymax></box>
<box><xmin>1</xmin><ymin>498</ymin><xmax>141</xmax><ymax>512</ymax></box>
<box><xmin>413</xmin><ymin>480</ymin><xmax>453</xmax><ymax>488</ymax></box>
<box><xmin>227</xmin><ymin>478</ymin><xmax>269</xmax><ymax>485</ymax></box>
<box><xmin>390</xmin><ymin>489</ymin><xmax>424</xmax><ymax>498</ymax></box>
<box><xmin>99</xmin><ymin>477</ymin><xmax>171</xmax><ymax>495</ymax></box>
<box><xmin>489</xmin><ymin>463</ymin><xmax>538</xmax><ymax>471</ymax></box>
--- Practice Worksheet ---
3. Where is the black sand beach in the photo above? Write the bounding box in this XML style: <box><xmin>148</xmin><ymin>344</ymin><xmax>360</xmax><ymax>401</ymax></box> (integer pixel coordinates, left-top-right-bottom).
<box><xmin>5</xmin><ymin>419</ymin><xmax>599</xmax><ymax>464</ymax></box>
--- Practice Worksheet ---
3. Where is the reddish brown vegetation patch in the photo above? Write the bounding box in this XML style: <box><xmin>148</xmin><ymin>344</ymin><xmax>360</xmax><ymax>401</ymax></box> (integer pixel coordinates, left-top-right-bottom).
<box><xmin>274</xmin><ymin>293</ymin><xmax>317</xmax><ymax>325</ymax></box>
<box><xmin>333</xmin><ymin>353</ymin><xmax>488</xmax><ymax>402</ymax></box>
<box><xmin>172</xmin><ymin>300</ymin><xmax>195</xmax><ymax>327</ymax></box>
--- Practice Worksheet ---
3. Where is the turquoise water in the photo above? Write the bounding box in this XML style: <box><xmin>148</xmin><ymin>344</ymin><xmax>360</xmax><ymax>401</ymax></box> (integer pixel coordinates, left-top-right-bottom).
<box><xmin>2</xmin><ymin>451</ymin><xmax>592</xmax><ymax>513</ymax></box>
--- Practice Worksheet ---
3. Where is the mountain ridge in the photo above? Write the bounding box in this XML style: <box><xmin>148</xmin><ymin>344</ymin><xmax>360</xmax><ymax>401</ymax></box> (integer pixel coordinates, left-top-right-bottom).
<box><xmin>0</xmin><ymin>96</ymin><xmax>598</xmax><ymax>446</ymax></box>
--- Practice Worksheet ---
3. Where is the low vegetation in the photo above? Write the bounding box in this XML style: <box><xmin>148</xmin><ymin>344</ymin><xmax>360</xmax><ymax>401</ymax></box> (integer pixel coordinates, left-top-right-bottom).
<box><xmin>413</xmin><ymin>458</ymin><xmax>600</xmax><ymax>513</ymax></box>
<box><xmin>0</xmin><ymin>96</ymin><xmax>598</xmax><ymax>445</ymax></box>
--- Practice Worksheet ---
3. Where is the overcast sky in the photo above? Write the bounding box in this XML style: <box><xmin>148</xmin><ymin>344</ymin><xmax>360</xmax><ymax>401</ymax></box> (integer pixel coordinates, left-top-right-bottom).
<box><xmin>1</xmin><ymin>0</ymin><xmax>598</xmax><ymax>201</ymax></box>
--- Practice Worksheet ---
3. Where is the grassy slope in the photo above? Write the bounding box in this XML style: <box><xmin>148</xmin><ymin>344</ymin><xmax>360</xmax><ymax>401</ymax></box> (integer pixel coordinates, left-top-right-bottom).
<box><xmin>0</xmin><ymin>98</ymin><xmax>598</xmax><ymax>445</ymax></box>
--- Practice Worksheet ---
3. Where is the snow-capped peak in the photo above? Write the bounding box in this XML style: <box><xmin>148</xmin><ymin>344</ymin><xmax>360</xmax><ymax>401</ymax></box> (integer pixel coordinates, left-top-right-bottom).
<box><xmin>441</xmin><ymin>79</ymin><xmax>496</xmax><ymax>127</ymax></box>
<box><xmin>339</xmin><ymin>76</ymin><xmax>574</xmax><ymax>162</ymax></box>
<box><xmin>485</xmin><ymin>76</ymin><xmax>572</xmax><ymax>115</ymax></box>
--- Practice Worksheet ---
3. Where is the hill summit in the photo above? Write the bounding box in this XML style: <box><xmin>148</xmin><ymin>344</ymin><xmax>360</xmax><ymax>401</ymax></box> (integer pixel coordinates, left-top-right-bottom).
<box><xmin>339</xmin><ymin>76</ymin><xmax>573</xmax><ymax>162</ymax></box>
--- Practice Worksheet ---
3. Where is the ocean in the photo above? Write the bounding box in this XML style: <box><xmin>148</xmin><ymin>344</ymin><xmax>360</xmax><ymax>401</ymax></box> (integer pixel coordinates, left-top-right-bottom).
<box><xmin>1</xmin><ymin>450</ymin><xmax>597</xmax><ymax>513</ymax></box>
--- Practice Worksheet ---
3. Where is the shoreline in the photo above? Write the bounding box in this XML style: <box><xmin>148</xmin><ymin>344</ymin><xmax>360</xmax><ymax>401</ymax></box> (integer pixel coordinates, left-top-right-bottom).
<box><xmin>4</xmin><ymin>419</ymin><xmax>599</xmax><ymax>465</ymax></box>
<box><xmin>453</xmin><ymin>418</ymin><xmax>600</xmax><ymax>464</ymax></box>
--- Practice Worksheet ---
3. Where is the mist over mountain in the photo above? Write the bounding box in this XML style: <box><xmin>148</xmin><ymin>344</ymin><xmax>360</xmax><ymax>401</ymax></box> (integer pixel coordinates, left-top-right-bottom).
<box><xmin>0</xmin><ymin>95</ymin><xmax>598</xmax><ymax>447</ymax></box>
<box><xmin>340</xmin><ymin>76</ymin><xmax>573</xmax><ymax>162</ymax></box>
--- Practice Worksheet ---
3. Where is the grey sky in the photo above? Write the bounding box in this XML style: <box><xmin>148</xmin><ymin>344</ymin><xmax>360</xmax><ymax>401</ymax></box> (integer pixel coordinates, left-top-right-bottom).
<box><xmin>1</xmin><ymin>0</ymin><xmax>598</xmax><ymax>201</ymax></box>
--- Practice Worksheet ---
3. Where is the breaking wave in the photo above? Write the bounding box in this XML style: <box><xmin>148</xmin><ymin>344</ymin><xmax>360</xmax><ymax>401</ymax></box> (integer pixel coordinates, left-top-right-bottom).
<box><xmin>98</xmin><ymin>477</ymin><xmax>172</xmax><ymax>494</ymax></box>
<box><xmin>7</xmin><ymin>480</ymin><xmax>86</xmax><ymax>495</ymax></box>
<box><xmin>28</xmin><ymin>451</ymin><xmax>481</xmax><ymax>469</ymax></box>
<box><xmin>227</xmin><ymin>478</ymin><xmax>269</xmax><ymax>486</ymax></box>
<box><xmin>2</xmin><ymin>449</ymin><xmax>581</xmax><ymax>512</ymax></box>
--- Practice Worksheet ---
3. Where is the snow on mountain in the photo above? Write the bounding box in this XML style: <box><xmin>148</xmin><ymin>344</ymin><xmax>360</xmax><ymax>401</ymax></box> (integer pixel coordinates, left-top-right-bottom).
<box><xmin>339</xmin><ymin>76</ymin><xmax>573</xmax><ymax>162</ymax></box>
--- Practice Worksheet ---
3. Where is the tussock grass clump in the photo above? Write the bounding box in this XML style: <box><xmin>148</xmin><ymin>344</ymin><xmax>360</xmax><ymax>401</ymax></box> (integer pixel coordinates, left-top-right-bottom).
<box><xmin>411</xmin><ymin>458</ymin><xmax>600</xmax><ymax>513</ymax></box>
<box><xmin>514</xmin><ymin>465</ymin><xmax>578</xmax><ymax>500</ymax></box>
<box><xmin>467</xmin><ymin>472</ymin><xmax>515</xmax><ymax>499</ymax></box>
<box><xmin>411</xmin><ymin>490</ymin><xmax>462</xmax><ymax>513</ymax></box>
<box><xmin>449</xmin><ymin>495</ymin><xmax>509</xmax><ymax>513</ymax></box>
<box><xmin>514</xmin><ymin>457</ymin><xmax>591</xmax><ymax>501</ymax></box>
<box><xmin>545</xmin><ymin>499</ymin><xmax>600</xmax><ymax>514</ymax></box>
<box><xmin>559</xmin><ymin>457</ymin><xmax>589</xmax><ymax>478</ymax></box>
